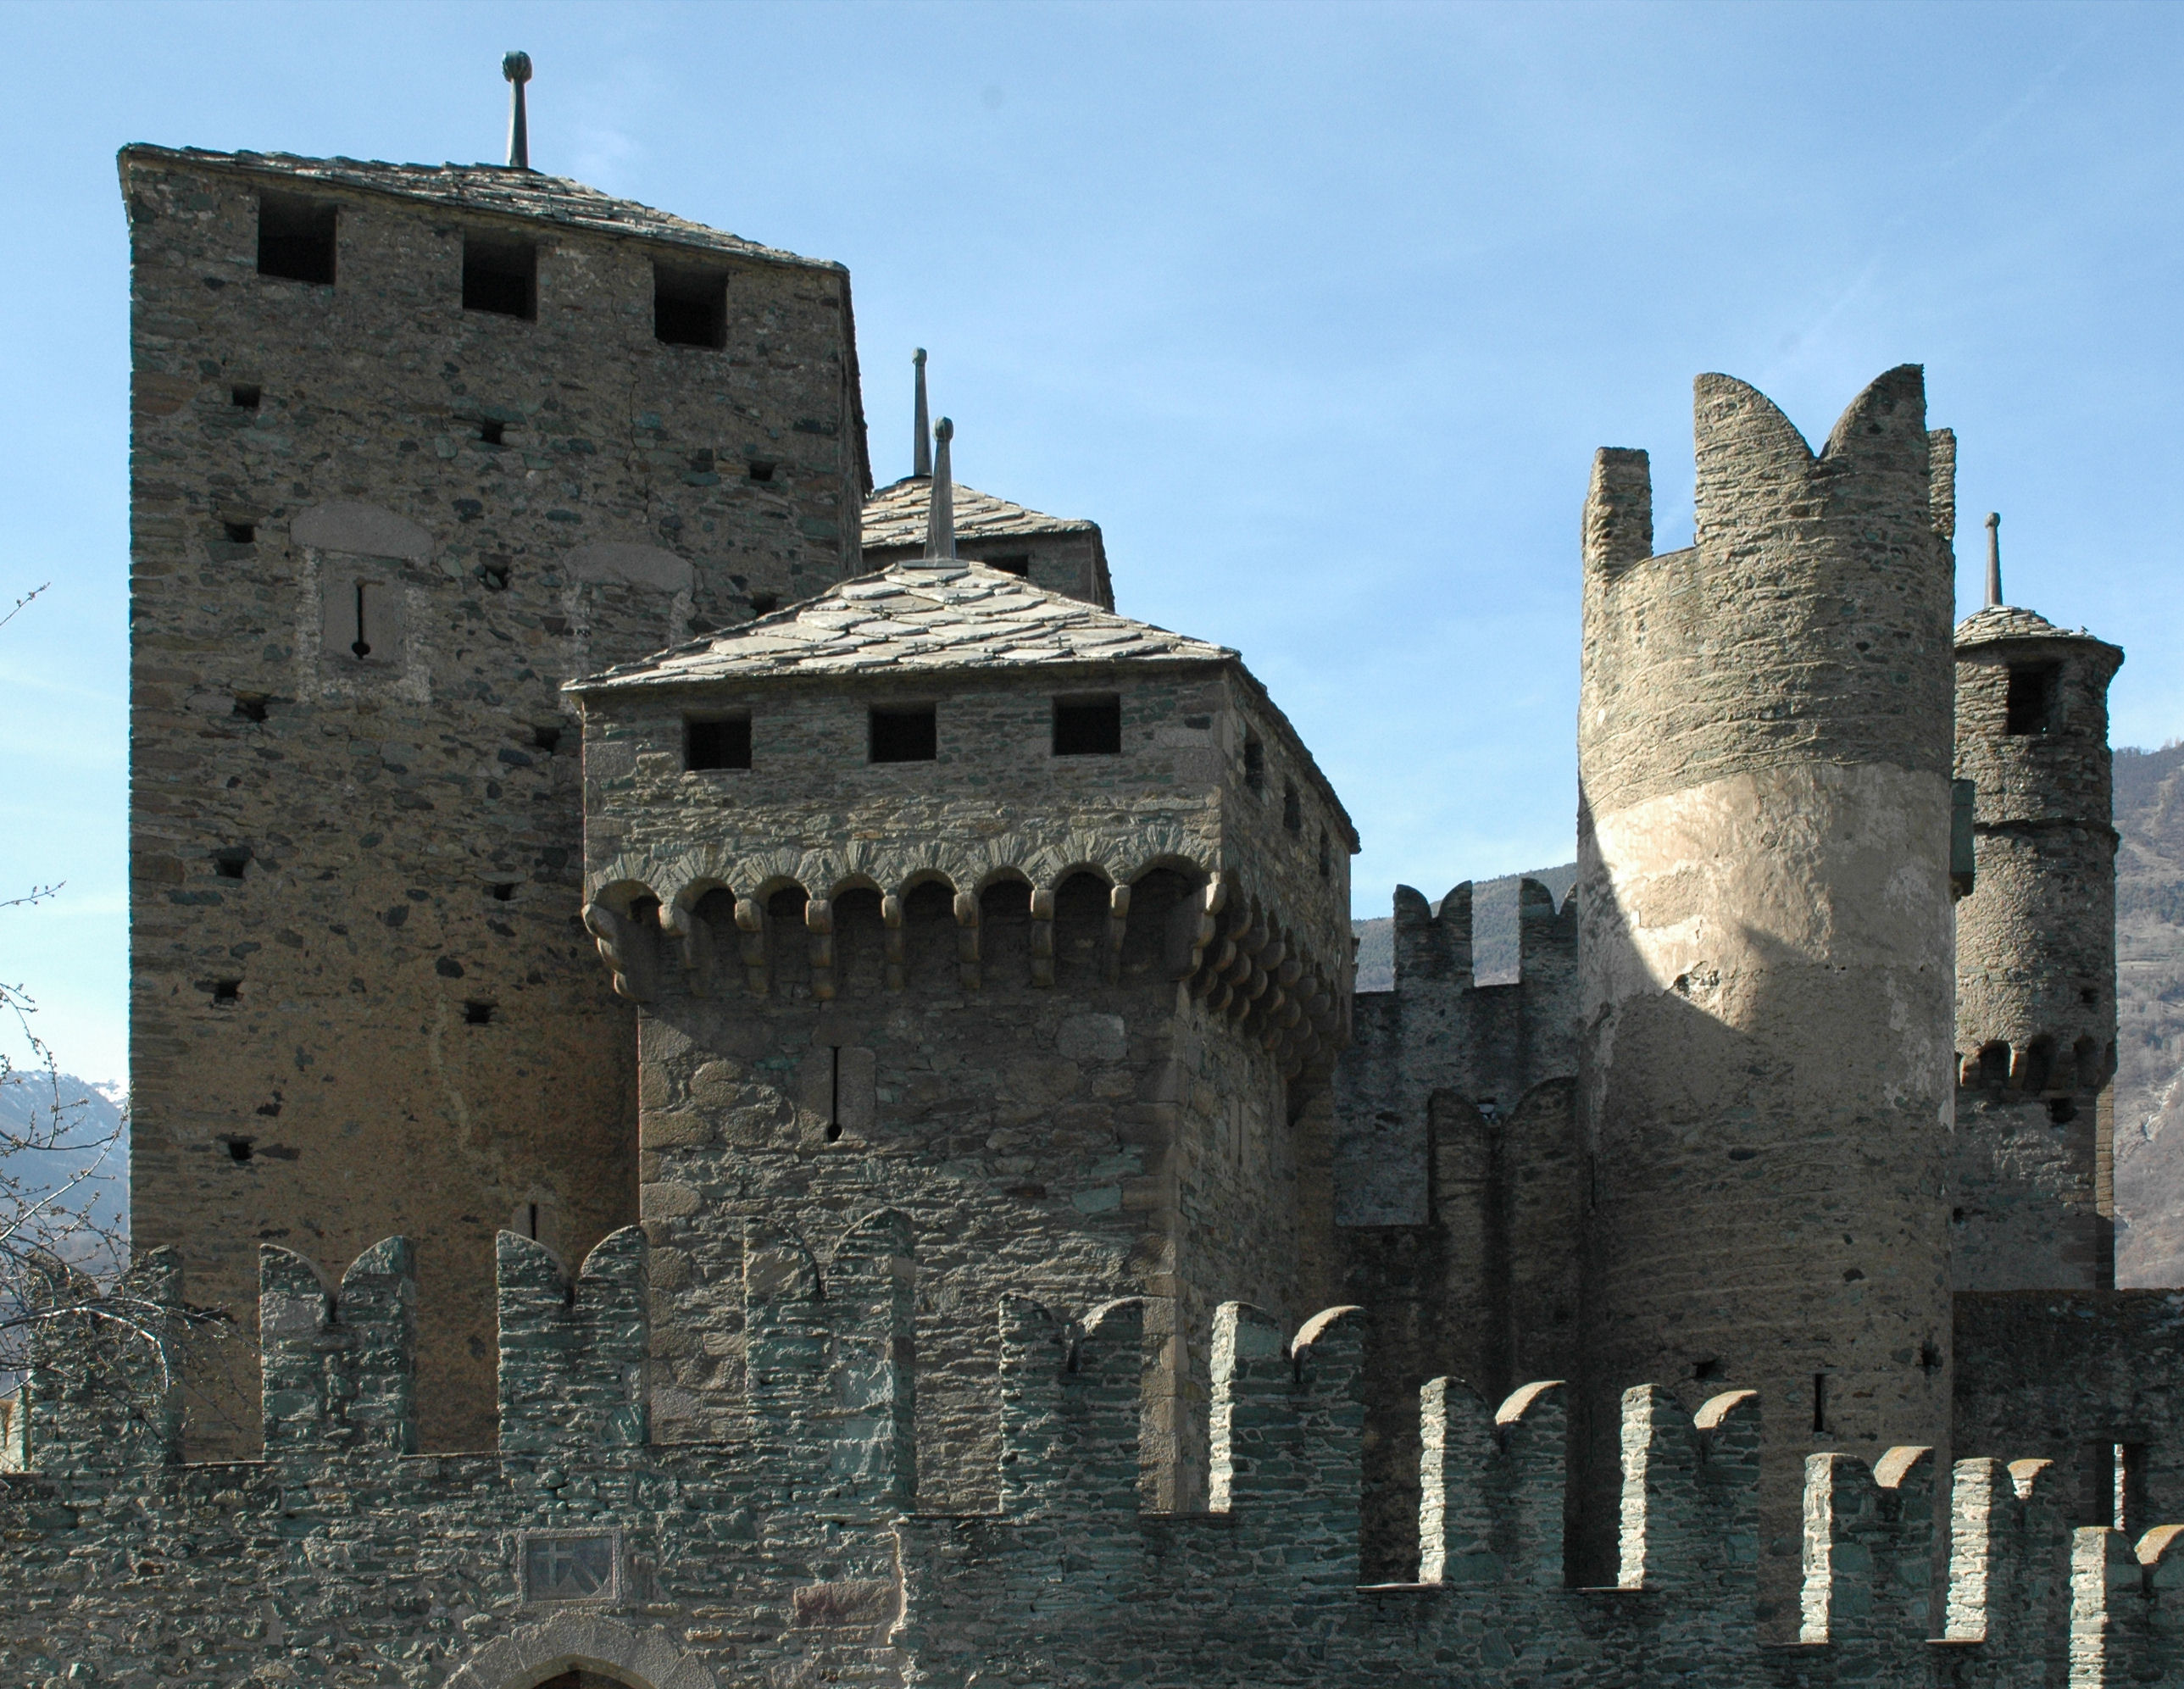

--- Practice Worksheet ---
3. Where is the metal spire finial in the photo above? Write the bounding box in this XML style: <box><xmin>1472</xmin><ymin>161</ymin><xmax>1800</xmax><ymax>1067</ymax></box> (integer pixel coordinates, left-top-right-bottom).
<box><xmin>503</xmin><ymin>53</ymin><xmax>533</xmax><ymax>171</ymax></box>
<box><xmin>912</xmin><ymin>349</ymin><xmax>932</xmax><ymax>480</ymax></box>
<box><xmin>1985</xmin><ymin>511</ymin><xmax>2003</xmax><ymax>608</ymax></box>
<box><xmin>923</xmin><ymin>419</ymin><xmax>956</xmax><ymax>560</ymax></box>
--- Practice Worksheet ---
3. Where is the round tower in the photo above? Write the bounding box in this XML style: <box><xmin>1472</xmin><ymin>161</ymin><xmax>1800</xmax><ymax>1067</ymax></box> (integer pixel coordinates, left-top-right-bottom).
<box><xmin>1950</xmin><ymin>537</ymin><xmax>2123</xmax><ymax>1292</ymax></box>
<box><xmin>1573</xmin><ymin>367</ymin><xmax>1958</xmax><ymax>1608</ymax></box>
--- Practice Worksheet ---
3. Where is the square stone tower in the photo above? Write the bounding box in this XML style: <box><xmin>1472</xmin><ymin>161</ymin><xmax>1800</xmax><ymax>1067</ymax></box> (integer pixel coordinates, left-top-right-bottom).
<box><xmin>120</xmin><ymin>145</ymin><xmax>868</xmax><ymax>1452</ymax></box>
<box><xmin>570</xmin><ymin>556</ymin><xmax>1355</xmax><ymax>1508</ymax></box>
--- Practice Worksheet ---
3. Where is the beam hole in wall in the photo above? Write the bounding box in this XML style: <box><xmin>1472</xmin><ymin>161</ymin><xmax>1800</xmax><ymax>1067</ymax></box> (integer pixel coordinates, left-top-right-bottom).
<box><xmin>223</xmin><ymin>521</ymin><xmax>257</xmax><ymax>545</ymax></box>
<box><xmin>225</xmin><ymin>1136</ymin><xmax>253</xmax><ymax>1164</ymax></box>
<box><xmin>2004</xmin><ymin>662</ymin><xmax>2059</xmax><ymax>735</ymax></box>
<box><xmin>531</xmin><ymin>724</ymin><xmax>564</xmax><ymax>754</ymax></box>
<box><xmin>653</xmin><ymin>262</ymin><xmax>728</xmax><ymax>348</ymax></box>
<box><xmin>256</xmin><ymin>192</ymin><xmax>336</xmax><ymax>285</ymax></box>
<box><xmin>231</xmin><ymin>693</ymin><xmax>270</xmax><ymax>723</ymax></box>
<box><xmin>1692</xmin><ymin>1358</ymin><xmax>1723</xmax><ymax>1382</ymax></box>
<box><xmin>230</xmin><ymin>384</ymin><xmax>261</xmax><ymax>410</ymax></box>
<box><xmin>478</xmin><ymin>419</ymin><xmax>506</xmax><ymax>447</ymax></box>
<box><xmin>488</xmin><ymin>882</ymin><xmax>517</xmax><ymax>902</ymax></box>
<box><xmin>747</xmin><ymin>461</ymin><xmax>775</xmax><ymax>483</ymax></box>
<box><xmin>1919</xmin><ymin>1341</ymin><xmax>1942</xmax><ymax>1374</ymax></box>
<box><xmin>1053</xmin><ymin>693</ymin><xmax>1121</xmax><ymax>757</ymax></box>
<box><xmin>2081</xmin><ymin>986</ymin><xmax>2100</xmax><ymax>1006</ymax></box>
<box><xmin>2048</xmin><ymin>1097</ymin><xmax>2079</xmax><ymax>1126</ymax></box>
<box><xmin>686</xmin><ymin>714</ymin><xmax>751</xmax><ymax>772</ymax></box>
<box><xmin>462</xmin><ymin>234</ymin><xmax>537</xmax><ymax>320</ymax></box>
<box><xmin>870</xmin><ymin>704</ymin><xmax>937</xmax><ymax>764</ymax></box>
<box><xmin>476</xmin><ymin>556</ymin><xmax>512</xmax><ymax>591</ymax></box>
<box><xmin>748</xmin><ymin>592</ymin><xmax>779</xmax><ymax>615</ymax></box>
<box><xmin>1243</xmin><ymin>734</ymin><xmax>1264</xmax><ymax>792</ymax></box>
<box><xmin>1283</xmin><ymin>779</ymin><xmax>1303</xmax><ymax>835</ymax></box>
<box><xmin>988</xmin><ymin>553</ymin><xmax>1031</xmax><ymax>579</ymax></box>
<box><xmin>464</xmin><ymin>1001</ymin><xmax>495</xmax><ymax>1026</ymax></box>
<box><xmin>1811</xmin><ymin>1373</ymin><xmax>1828</xmax><ymax>1435</ymax></box>
<box><xmin>212</xmin><ymin>979</ymin><xmax>241</xmax><ymax>1005</ymax></box>
<box><xmin>213</xmin><ymin>847</ymin><xmax>252</xmax><ymax>881</ymax></box>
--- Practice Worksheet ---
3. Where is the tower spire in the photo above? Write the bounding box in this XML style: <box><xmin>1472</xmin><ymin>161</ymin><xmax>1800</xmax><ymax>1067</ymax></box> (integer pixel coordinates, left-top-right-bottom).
<box><xmin>924</xmin><ymin>419</ymin><xmax>956</xmax><ymax>560</ymax></box>
<box><xmin>503</xmin><ymin>53</ymin><xmax>533</xmax><ymax>170</ymax></box>
<box><xmin>913</xmin><ymin>349</ymin><xmax>931</xmax><ymax>479</ymax></box>
<box><xmin>1985</xmin><ymin>511</ymin><xmax>2003</xmax><ymax>608</ymax></box>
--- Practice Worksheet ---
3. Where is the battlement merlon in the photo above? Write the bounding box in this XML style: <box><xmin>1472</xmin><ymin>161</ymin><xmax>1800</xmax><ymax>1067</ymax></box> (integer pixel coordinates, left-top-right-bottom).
<box><xmin>496</xmin><ymin>1226</ymin><xmax>648</xmax><ymax>1453</ymax></box>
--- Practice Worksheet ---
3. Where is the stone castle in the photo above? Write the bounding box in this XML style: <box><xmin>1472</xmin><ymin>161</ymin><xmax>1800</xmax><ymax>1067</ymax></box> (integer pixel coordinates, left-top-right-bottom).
<box><xmin>3</xmin><ymin>82</ymin><xmax>2178</xmax><ymax>1689</ymax></box>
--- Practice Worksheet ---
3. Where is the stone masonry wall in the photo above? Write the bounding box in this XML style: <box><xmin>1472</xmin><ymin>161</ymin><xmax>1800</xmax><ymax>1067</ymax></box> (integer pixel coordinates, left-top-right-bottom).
<box><xmin>122</xmin><ymin>147</ymin><xmax>865</xmax><ymax>1455</ymax></box>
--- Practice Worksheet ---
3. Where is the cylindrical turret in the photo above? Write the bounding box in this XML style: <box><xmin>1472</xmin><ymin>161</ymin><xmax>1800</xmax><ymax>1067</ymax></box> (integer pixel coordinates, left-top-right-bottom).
<box><xmin>1951</xmin><ymin>595</ymin><xmax>2122</xmax><ymax>1291</ymax></box>
<box><xmin>1574</xmin><ymin>367</ymin><xmax>1958</xmax><ymax>1609</ymax></box>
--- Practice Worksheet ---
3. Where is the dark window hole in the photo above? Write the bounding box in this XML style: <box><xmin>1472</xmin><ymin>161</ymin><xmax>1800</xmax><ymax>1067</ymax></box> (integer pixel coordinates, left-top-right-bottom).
<box><xmin>825</xmin><ymin>1123</ymin><xmax>843</xmax><ymax>1142</ymax></box>
<box><xmin>225</xmin><ymin>1137</ymin><xmax>254</xmax><ymax>1164</ymax></box>
<box><xmin>464</xmin><ymin>1001</ymin><xmax>495</xmax><ymax>1026</ymax></box>
<box><xmin>479</xmin><ymin>419</ymin><xmax>506</xmax><ymax>447</ymax></box>
<box><xmin>231</xmin><ymin>693</ymin><xmax>270</xmax><ymax>723</ymax></box>
<box><xmin>488</xmin><ymin>883</ymin><xmax>516</xmax><ymax>903</ymax></box>
<box><xmin>1243</xmin><ymin>735</ymin><xmax>1264</xmax><ymax>792</ymax></box>
<box><xmin>213</xmin><ymin>848</ymin><xmax>252</xmax><ymax>881</ymax></box>
<box><xmin>870</xmin><ymin>704</ymin><xmax>936</xmax><ymax>764</ymax></box>
<box><xmin>988</xmin><ymin>553</ymin><xmax>1031</xmax><ymax>579</ymax></box>
<box><xmin>686</xmin><ymin>715</ymin><xmax>752</xmax><ymax>772</ymax></box>
<box><xmin>654</xmin><ymin>264</ymin><xmax>727</xmax><ymax>348</ymax></box>
<box><xmin>748</xmin><ymin>592</ymin><xmax>779</xmax><ymax>616</ymax></box>
<box><xmin>2005</xmin><ymin>663</ymin><xmax>2059</xmax><ymax>736</ymax></box>
<box><xmin>2081</xmin><ymin>986</ymin><xmax>2099</xmax><ymax>1006</ymax></box>
<box><xmin>747</xmin><ymin>461</ymin><xmax>775</xmax><ymax>483</ymax></box>
<box><xmin>527</xmin><ymin>1203</ymin><xmax>540</xmax><ymax>1242</ymax></box>
<box><xmin>1053</xmin><ymin>694</ymin><xmax>1121</xmax><ymax>757</ymax></box>
<box><xmin>1812</xmin><ymin>1372</ymin><xmax>1828</xmax><ymax>1434</ymax></box>
<box><xmin>212</xmin><ymin>979</ymin><xmax>241</xmax><ymax>1005</ymax></box>
<box><xmin>1318</xmin><ymin>828</ymin><xmax>1331</xmax><ymax>880</ymax></box>
<box><xmin>1692</xmin><ymin>1358</ymin><xmax>1723</xmax><ymax>1382</ymax></box>
<box><xmin>231</xmin><ymin>384</ymin><xmax>262</xmax><ymax>410</ymax></box>
<box><xmin>2049</xmin><ymin>1097</ymin><xmax>2079</xmax><ymax>1126</ymax></box>
<box><xmin>531</xmin><ymin>724</ymin><xmax>563</xmax><ymax>754</ymax></box>
<box><xmin>1283</xmin><ymin>779</ymin><xmax>1303</xmax><ymax>835</ymax></box>
<box><xmin>1919</xmin><ymin>1341</ymin><xmax>1943</xmax><ymax>1374</ymax></box>
<box><xmin>462</xmin><ymin>235</ymin><xmax>536</xmax><ymax>319</ymax></box>
<box><xmin>257</xmin><ymin>193</ymin><xmax>336</xmax><ymax>285</ymax></box>
<box><xmin>223</xmin><ymin>521</ymin><xmax>257</xmax><ymax>545</ymax></box>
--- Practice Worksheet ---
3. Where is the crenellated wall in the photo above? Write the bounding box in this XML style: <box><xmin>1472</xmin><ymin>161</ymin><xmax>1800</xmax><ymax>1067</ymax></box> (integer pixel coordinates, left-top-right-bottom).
<box><xmin>12</xmin><ymin>1216</ymin><xmax>2181</xmax><ymax>1689</ymax></box>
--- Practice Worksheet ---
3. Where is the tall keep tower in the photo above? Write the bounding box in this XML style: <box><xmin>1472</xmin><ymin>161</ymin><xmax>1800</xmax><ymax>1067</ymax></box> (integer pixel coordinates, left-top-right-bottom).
<box><xmin>1950</xmin><ymin>539</ymin><xmax>2124</xmax><ymax>1292</ymax></box>
<box><xmin>120</xmin><ymin>142</ymin><xmax>868</xmax><ymax>1452</ymax></box>
<box><xmin>1573</xmin><ymin>368</ymin><xmax>1958</xmax><ymax>1603</ymax></box>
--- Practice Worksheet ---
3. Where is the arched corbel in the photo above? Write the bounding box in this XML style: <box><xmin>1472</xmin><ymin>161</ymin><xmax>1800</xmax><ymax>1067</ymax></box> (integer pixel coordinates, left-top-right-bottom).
<box><xmin>954</xmin><ymin>889</ymin><xmax>981</xmax><ymax>990</ymax></box>
<box><xmin>807</xmin><ymin>897</ymin><xmax>836</xmax><ymax>1002</ymax></box>
<box><xmin>583</xmin><ymin>899</ymin><xmax>657</xmax><ymax>1003</ymax></box>
<box><xmin>881</xmin><ymin>892</ymin><xmax>906</xmax><ymax>991</ymax></box>
<box><xmin>734</xmin><ymin>897</ymin><xmax>768</xmax><ymax>997</ymax></box>
<box><xmin>1104</xmin><ymin>883</ymin><xmax>1131</xmax><ymax>984</ymax></box>
<box><xmin>1030</xmin><ymin>887</ymin><xmax>1056</xmax><ymax>987</ymax></box>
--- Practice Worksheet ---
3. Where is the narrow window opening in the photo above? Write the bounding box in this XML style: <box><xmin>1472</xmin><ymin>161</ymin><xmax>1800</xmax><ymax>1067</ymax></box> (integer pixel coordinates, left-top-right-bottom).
<box><xmin>476</xmin><ymin>556</ymin><xmax>512</xmax><ymax>592</ymax></box>
<box><xmin>350</xmin><ymin>582</ymin><xmax>373</xmax><ymax>659</ymax></box>
<box><xmin>2117</xmin><ymin>1443</ymin><xmax>2148</xmax><ymax>1533</ymax></box>
<box><xmin>231</xmin><ymin>693</ymin><xmax>270</xmax><ymax>724</ymax></box>
<box><xmin>1282</xmin><ymin>779</ymin><xmax>1303</xmax><ymax>835</ymax></box>
<box><xmin>653</xmin><ymin>264</ymin><xmax>727</xmax><ymax>348</ymax></box>
<box><xmin>257</xmin><ymin>193</ymin><xmax>336</xmax><ymax>285</ymax></box>
<box><xmin>825</xmin><ymin>1046</ymin><xmax>843</xmax><ymax>1142</ymax></box>
<box><xmin>988</xmin><ymin>553</ymin><xmax>1031</xmax><ymax>579</ymax></box>
<box><xmin>870</xmin><ymin>705</ymin><xmax>937</xmax><ymax>764</ymax></box>
<box><xmin>225</xmin><ymin>1136</ymin><xmax>254</xmax><ymax>1164</ymax></box>
<box><xmin>1812</xmin><ymin>1372</ymin><xmax>1827</xmax><ymax>1435</ymax></box>
<box><xmin>748</xmin><ymin>592</ymin><xmax>780</xmax><ymax>615</ymax></box>
<box><xmin>527</xmin><ymin>1203</ymin><xmax>540</xmax><ymax>1242</ymax></box>
<box><xmin>1919</xmin><ymin>1341</ymin><xmax>1942</xmax><ymax>1374</ymax></box>
<box><xmin>2004</xmin><ymin>663</ymin><xmax>2059</xmax><ymax>736</ymax></box>
<box><xmin>213</xmin><ymin>847</ymin><xmax>252</xmax><ymax>881</ymax></box>
<box><xmin>488</xmin><ymin>882</ymin><xmax>516</xmax><ymax>902</ymax></box>
<box><xmin>462</xmin><ymin>234</ymin><xmax>536</xmax><ymax>320</ymax></box>
<box><xmin>747</xmin><ymin>461</ymin><xmax>775</xmax><ymax>483</ymax></box>
<box><xmin>1318</xmin><ymin>828</ymin><xmax>1331</xmax><ymax>880</ymax></box>
<box><xmin>213</xmin><ymin>979</ymin><xmax>242</xmax><ymax>1005</ymax></box>
<box><xmin>1978</xmin><ymin>1042</ymin><xmax>2011</xmax><ymax>1089</ymax></box>
<box><xmin>223</xmin><ymin>521</ymin><xmax>257</xmax><ymax>545</ymax></box>
<box><xmin>230</xmin><ymin>384</ymin><xmax>262</xmax><ymax>410</ymax></box>
<box><xmin>1053</xmin><ymin>694</ymin><xmax>1121</xmax><ymax>757</ymax></box>
<box><xmin>1692</xmin><ymin>1358</ymin><xmax>1723</xmax><ymax>1382</ymax></box>
<box><xmin>686</xmin><ymin>715</ymin><xmax>752</xmax><ymax>772</ymax></box>
<box><xmin>1243</xmin><ymin>735</ymin><xmax>1264</xmax><ymax>792</ymax></box>
<box><xmin>478</xmin><ymin>419</ymin><xmax>506</xmax><ymax>447</ymax></box>
<box><xmin>464</xmin><ymin>1001</ymin><xmax>494</xmax><ymax>1026</ymax></box>
<box><xmin>531</xmin><ymin>724</ymin><xmax>564</xmax><ymax>754</ymax></box>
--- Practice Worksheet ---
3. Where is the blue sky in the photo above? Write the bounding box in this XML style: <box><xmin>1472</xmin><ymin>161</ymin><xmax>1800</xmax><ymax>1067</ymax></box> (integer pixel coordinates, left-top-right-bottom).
<box><xmin>2</xmin><ymin>0</ymin><xmax>2178</xmax><ymax>1088</ymax></box>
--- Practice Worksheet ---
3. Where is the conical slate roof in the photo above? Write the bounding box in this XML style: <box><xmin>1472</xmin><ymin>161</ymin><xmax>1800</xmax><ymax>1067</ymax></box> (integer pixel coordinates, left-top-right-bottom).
<box><xmin>860</xmin><ymin>477</ymin><xmax>1097</xmax><ymax>552</ymax></box>
<box><xmin>1954</xmin><ymin>603</ymin><xmax>2113</xmax><ymax>650</ymax></box>
<box><xmin>567</xmin><ymin>560</ymin><xmax>1231</xmax><ymax>692</ymax></box>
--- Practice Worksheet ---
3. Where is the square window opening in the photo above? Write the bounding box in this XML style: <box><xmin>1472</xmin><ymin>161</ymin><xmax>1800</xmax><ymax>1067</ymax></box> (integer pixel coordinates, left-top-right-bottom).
<box><xmin>747</xmin><ymin>460</ymin><xmax>775</xmax><ymax>482</ymax></box>
<box><xmin>988</xmin><ymin>553</ymin><xmax>1031</xmax><ymax>579</ymax></box>
<box><xmin>463</xmin><ymin>234</ymin><xmax>537</xmax><ymax>319</ymax></box>
<box><xmin>748</xmin><ymin>592</ymin><xmax>780</xmax><ymax>617</ymax></box>
<box><xmin>870</xmin><ymin>705</ymin><xmax>937</xmax><ymax>764</ymax></box>
<box><xmin>223</xmin><ymin>520</ymin><xmax>256</xmax><ymax>545</ymax></box>
<box><xmin>212</xmin><ymin>979</ymin><xmax>242</xmax><ymax>1005</ymax></box>
<box><xmin>531</xmin><ymin>723</ymin><xmax>564</xmax><ymax>755</ymax></box>
<box><xmin>488</xmin><ymin>882</ymin><xmax>517</xmax><ymax>903</ymax></box>
<box><xmin>464</xmin><ymin>1001</ymin><xmax>495</xmax><ymax>1026</ymax></box>
<box><xmin>479</xmin><ymin>419</ymin><xmax>507</xmax><ymax>447</ymax></box>
<box><xmin>257</xmin><ymin>193</ymin><xmax>336</xmax><ymax>285</ymax></box>
<box><xmin>231</xmin><ymin>384</ymin><xmax>262</xmax><ymax>410</ymax></box>
<box><xmin>214</xmin><ymin>847</ymin><xmax>252</xmax><ymax>881</ymax></box>
<box><xmin>2005</xmin><ymin>663</ymin><xmax>2059</xmax><ymax>735</ymax></box>
<box><xmin>686</xmin><ymin>714</ymin><xmax>752</xmax><ymax>772</ymax></box>
<box><xmin>1053</xmin><ymin>694</ymin><xmax>1121</xmax><ymax>757</ymax></box>
<box><xmin>231</xmin><ymin>693</ymin><xmax>270</xmax><ymax>724</ymax></box>
<box><xmin>225</xmin><ymin>1136</ymin><xmax>254</xmax><ymax>1164</ymax></box>
<box><xmin>1243</xmin><ymin>734</ymin><xmax>1265</xmax><ymax>792</ymax></box>
<box><xmin>654</xmin><ymin>264</ymin><xmax>727</xmax><ymax>348</ymax></box>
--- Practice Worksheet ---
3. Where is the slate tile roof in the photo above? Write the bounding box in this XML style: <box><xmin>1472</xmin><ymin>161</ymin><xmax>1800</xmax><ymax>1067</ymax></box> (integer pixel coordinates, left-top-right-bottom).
<box><xmin>119</xmin><ymin>145</ymin><xmax>836</xmax><ymax>272</ymax></box>
<box><xmin>860</xmin><ymin>476</ymin><xmax>1096</xmax><ymax>553</ymax></box>
<box><xmin>569</xmin><ymin>561</ymin><xmax>1231</xmax><ymax>692</ymax></box>
<box><xmin>1955</xmin><ymin>604</ymin><xmax>2115</xmax><ymax>650</ymax></box>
